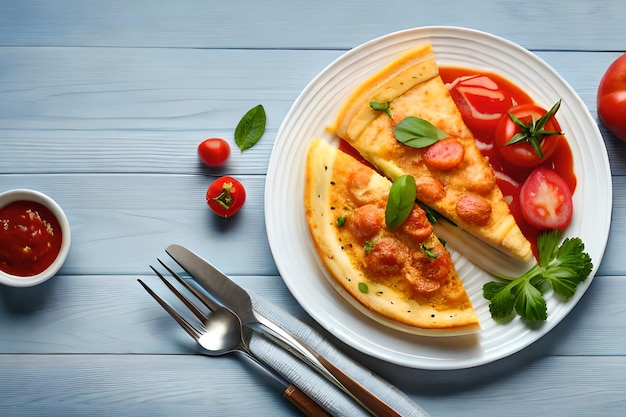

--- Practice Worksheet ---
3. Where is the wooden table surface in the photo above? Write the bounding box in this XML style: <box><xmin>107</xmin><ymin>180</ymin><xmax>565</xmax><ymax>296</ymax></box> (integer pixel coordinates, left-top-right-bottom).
<box><xmin>1</xmin><ymin>1</ymin><xmax>625</xmax><ymax>416</ymax></box>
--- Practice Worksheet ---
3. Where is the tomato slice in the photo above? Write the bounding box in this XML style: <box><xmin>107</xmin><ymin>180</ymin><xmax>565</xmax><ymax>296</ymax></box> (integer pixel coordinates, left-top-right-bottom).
<box><xmin>519</xmin><ymin>167</ymin><xmax>573</xmax><ymax>230</ymax></box>
<box><xmin>206</xmin><ymin>176</ymin><xmax>246</xmax><ymax>218</ymax></box>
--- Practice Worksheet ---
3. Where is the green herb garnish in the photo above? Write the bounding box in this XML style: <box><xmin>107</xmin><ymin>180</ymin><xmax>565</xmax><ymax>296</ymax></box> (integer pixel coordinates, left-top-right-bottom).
<box><xmin>421</xmin><ymin>204</ymin><xmax>441</xmax><ymax>224</ymax></box>
<box><xmin>385</xmin><ymin>175</ymin><xmax>416</xmax><ymax>229</ymax></box>
<box><xmin>235</xmin><ymin>104</ymin><xmax>266</xmax><ymax>151</ymax></box>
<box><xmin>337</xmin><ymin>216</ymin><xmax>347</xmax><ymax>227</ymax></box>
<box><xmin>483</xmin><ymin>230</ymin><xmax>593</xmax><ymax>323</ymax></box>
<box><xmin>369</xmin><ymin>101</ymin><xmax>392</xmax><ymax>118</ymax></box>
<box><xmin>358</xmin><ymin>282</ymin><xmax>369</xmax><ymax>294</ymax></box>
<box><xmin>364</xmin><ymin>240</ymin><xmax>375</xmax><ymax>255</ymax></box>
<box><xmin>504</xmin><ymin>99</ymin><xmax>563</xmax><ymax>159</ymax></box>
<box><xmin>420</xmin><ymin>244</ymin><xmax>438</xmax><ymax>259</ymax></box>
<box><xmin>393</xmin><ymin>116</ymin><xmax>448</xmax><ymax>148</ymax></box>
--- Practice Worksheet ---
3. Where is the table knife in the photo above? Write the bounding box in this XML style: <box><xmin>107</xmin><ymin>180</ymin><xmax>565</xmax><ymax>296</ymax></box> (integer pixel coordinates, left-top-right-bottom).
<box><xmin>166</xmin><ymin>244</ymin><xmax>402</xmax><ymax>417</ymax></box>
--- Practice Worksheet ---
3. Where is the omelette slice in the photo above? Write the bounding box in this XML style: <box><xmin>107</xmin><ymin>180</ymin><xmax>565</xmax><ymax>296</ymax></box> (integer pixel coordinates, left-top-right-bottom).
<box><xmin>304</xmin><ymin>138</ymin><xmax>480</xmax><ymax>333</ymax></box>
<box><xmin>329</xmin><ymin>43</ymin><xmax>533</xmax><ymax>263</ymax></box>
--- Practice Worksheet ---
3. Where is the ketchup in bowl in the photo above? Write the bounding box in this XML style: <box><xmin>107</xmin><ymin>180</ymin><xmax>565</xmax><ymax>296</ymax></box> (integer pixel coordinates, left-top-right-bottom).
<box><xmin>0</xmin><ymin>200</ymin><xmax>63</xmax><ymax>276</ymax></box>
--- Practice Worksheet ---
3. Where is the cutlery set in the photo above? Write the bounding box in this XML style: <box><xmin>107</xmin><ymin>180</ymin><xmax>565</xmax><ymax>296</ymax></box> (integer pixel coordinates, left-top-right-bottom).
<box><xmin>139</xmin><ymin>244</ymin><xmax>402</xmax><ymax>417</ymax></box>
<box><xmin>138</xmin><ymin>262</ymin><xmax>328</xmax><ymax>416</ymax></box>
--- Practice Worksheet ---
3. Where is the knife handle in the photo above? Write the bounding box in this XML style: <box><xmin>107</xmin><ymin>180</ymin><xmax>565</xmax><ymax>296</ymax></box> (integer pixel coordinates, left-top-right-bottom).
<box><xmin>283</xmin><ymin>385</ymin><xmax>331</xmax><ymax>417</ymax></box>
<box><xmin>315</xmin><ymin>355</ymin><xmax>401</xmax><ymax>417</ymax></box>
<box><xmin>255</xmin><ymin>313</ymin><xmax>401</xmax><ymax>417</ymax></box>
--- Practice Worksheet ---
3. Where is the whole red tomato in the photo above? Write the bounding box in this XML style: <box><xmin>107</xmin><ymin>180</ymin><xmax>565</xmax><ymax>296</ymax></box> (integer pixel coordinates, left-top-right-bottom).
<box><xmin>198</xmin><ymin>138</ymin><xmax>230</xmax><ymax>167</ymax></box>
<box><xmin>495</xmin><ymin>101</ymin><xmax>562</xmax><ymax>168</ymax></box>
<box><xmin>206</xmin><ymin>176</ymin><xmax>246</xmax><ymax>218</ymax></box>
<box><xmin>597</xmin><ymin>53</ymin><xmax>626</xmax><ymax>142</ymax></box>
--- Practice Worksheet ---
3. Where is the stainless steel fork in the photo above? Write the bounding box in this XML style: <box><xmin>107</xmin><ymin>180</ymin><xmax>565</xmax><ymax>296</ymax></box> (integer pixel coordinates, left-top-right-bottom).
<box><xmin>138</xmin><ymin>262</ymin><xmax>330</xmax><ymax>417</ymax></box>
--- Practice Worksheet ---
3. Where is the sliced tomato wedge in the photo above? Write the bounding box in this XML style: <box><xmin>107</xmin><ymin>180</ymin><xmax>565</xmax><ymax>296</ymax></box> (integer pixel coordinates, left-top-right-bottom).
<box><xmin>519</xmin><ymin>167</ymin><xmax>573</xmax><ymax>230</ymax></box>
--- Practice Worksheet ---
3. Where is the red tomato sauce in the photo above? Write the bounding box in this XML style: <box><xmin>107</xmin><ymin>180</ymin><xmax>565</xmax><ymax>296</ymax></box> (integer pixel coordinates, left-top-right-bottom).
<box><xmin>0</xmin><ymin>201</ymin><xmax>63</xmax><ymax>276</ymax></box>
<box><xmin>441</xmin><ymin>67</ymin><xmax>577</xmax><ymax>255</ymax></box>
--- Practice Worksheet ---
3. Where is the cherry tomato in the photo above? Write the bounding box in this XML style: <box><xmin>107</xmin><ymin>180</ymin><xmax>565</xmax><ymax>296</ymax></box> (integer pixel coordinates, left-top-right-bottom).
<box><xmin>198</xmin><ymin>138</ymin><xmax>230</xmax><ymax>167</ymax></box>
<box><xmin>597</xmin><ymin>53</ymin><xmax>626</xmax><ymax>142</ymax></box>
<box><xmin>519</xmin><ymin>167</ymin><xmax>573</xmax><ymax>231</ymax></box>
<box><xmin>495</xmin><ymin>102</ymin><xmax>562</xmax><ymax>168</ymax></box>
<box><xmin>206</xmin><ymin>176</ymin><xmax>246</xmax><ymax>218</ymax></box>
<box><xmin>447</xmin><ymin>74</ymin><xmax>517</xmax><ymax>137</ymax></box>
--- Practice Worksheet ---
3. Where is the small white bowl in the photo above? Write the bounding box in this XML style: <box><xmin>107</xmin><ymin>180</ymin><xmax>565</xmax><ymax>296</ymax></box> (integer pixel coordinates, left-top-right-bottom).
<box><xmin>0</xmin><ymin>189</ymin><xmax>71</xmax><ymax>287</ymax></box>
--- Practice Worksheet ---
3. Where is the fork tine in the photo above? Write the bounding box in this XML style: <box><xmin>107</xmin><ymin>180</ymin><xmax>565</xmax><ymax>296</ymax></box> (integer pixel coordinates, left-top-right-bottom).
<box><xmin>137</xmin><ymin>279</ymin><xmax>202</xmax><ymax>341</ymax></box>
<box><xmin>157</xmin><ymin>258</ymin><xmax>220</xmax><ymax>312</ymax></box>
<box><xmin>149</xmin><ymin>265</ymin><xmax>206</xmax><ymax>322</ymax></box>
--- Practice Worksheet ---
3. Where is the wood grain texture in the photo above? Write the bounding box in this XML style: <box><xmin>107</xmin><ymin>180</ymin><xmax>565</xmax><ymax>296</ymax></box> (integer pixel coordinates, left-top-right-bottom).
<box><xmin>0</xmin><ymin>274</ymin><xmax>624</xmax><ymax>356</ymax></box>
<box><xmin>1</xmin><ymin>49</ymin><xmax>624</xmax><ymax>175</ymax></box>
<box><xmin>0</xmin><ymin>354</ymin><xmax>624</xmax><ymax>417</ymax></box>
<box><xmin>1</xmin><ymin>1</ymin><xmax>626</xmax><ymax>416</ymax></box>
<box><xmin>0</xmin><ymin>0</ymin><xmax>624</xmax><ymax>51</ymax></box>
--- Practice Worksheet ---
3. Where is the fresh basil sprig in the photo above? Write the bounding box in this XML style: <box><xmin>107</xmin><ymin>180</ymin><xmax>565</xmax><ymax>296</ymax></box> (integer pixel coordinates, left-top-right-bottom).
<box><xmin>235</xmin><ymin>104</ymin><xmax>266</xmax><ymax>151</ymax></box>
<box><xmin>393</xmin><ymin>117</ymin><xmax>448</xmax><ymax>148</ymax></box>
<box><xmin>385</xmin><ymin>175</ymin><xmax>416</xmax><ymax>229</ymax></box>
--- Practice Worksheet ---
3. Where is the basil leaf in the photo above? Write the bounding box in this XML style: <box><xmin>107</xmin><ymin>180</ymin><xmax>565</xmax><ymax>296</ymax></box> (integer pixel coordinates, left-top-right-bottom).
<box><xmin>385</xmin><ymin>175</ymin><xmax>416</xmax><ymax>229</ymax></box>
<box><xmin>393</xmin><ymin>116</ymin><xmax>448</xmax><ymax>148</ymax></box>
<box><xmin>235</xmin><ymin>104</ymin><xmax>266</xmax><ymax>151</ymax></box>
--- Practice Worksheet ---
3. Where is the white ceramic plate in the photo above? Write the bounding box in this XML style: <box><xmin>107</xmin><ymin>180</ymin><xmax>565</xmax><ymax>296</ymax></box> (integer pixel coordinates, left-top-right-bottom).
<box><xmin>265</xmin><ymin>26</ymin><xmax>611</xmax><ymax>370</ymax></box>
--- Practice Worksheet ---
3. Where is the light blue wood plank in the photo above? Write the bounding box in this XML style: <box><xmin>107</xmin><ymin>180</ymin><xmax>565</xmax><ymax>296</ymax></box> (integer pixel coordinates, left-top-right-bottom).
<box><xmin>0</xmin><ymin>275</ymin><xmax>310</xmax><ymax>354</ymax></box>
<box><xmin>0</xmin><ymin>174</ymin><xmax>277</xmax><ymax>276</ymax></box>
<box><xmin>411</xmin><ymin>356</ymin><xmax>626</xmax><ymax>417</ymax></box>
<box><xmin>602</xmin><ymin>176</ymin><xmax>626</xmax><ymax>275</ymax></box>
<box><xmin>0</xmin><ymin>47</ymin><xmax>333</xmax><ymax>133</ymax></box>
<box><xmin>0</xmin><ymin>274</ymin><xmax>624</xmax><ymax>358</ymax></box>
<box><xmin>0</xmin><ymin>354</ymin><xmax>624</xmax><ymax>417</ymax></box>
<box><xmin>1</xmin><ymin>49</ymin><xmax>624</xmax><ymax>175</ymax></box>
<box><xmin>0</xmin><ymin>0</ymin><xmax>625</xmax><ymax>51</ymax></box>
<box><xmin>0</xmin><ymin>354</ymin><xmax>296</xmax><ymax>417</ymax></box>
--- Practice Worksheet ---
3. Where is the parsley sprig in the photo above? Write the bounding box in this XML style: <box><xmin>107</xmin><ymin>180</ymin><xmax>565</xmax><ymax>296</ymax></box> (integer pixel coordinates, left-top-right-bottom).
<box><xmin>483</xmin><ymin>230</ymin><xmax>593</xmax><ymax>323</ymax></box>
